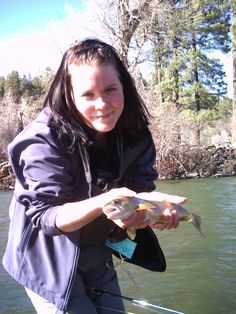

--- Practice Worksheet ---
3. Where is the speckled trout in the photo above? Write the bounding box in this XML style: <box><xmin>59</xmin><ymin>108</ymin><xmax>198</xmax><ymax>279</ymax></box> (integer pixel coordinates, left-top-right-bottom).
<box><xmin>103</xmin><ymin>195</ymin><xmax>204</xmax><ymax>239</ymax></box>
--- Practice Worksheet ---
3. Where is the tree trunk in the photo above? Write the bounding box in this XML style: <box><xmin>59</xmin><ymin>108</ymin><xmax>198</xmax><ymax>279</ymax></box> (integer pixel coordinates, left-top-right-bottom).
<box><xmin>116</xmin><ymin>0</ymin><xmax>153</xmax><ymax>66</ymax></box>
<box><xmin>172</xmin><ymin>34</ymin><xmax>179</xmax><ymax>108</ymax></box>
<box><xmin>153</xmin><ymin>33</ymin><xmax>164</xmax><ymax>104</ymax></box>
<box><xmin>192</xmin><ymin>34</ymin><xmax>201</xmax><ymax>145</ymax></box>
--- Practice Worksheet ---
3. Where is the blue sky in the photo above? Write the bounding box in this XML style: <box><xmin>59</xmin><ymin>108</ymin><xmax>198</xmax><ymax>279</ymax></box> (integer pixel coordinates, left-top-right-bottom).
<box><xmin>0</xmin><ymin>0</ymin><xmax>83</xmax><ymax>40</ymax></box>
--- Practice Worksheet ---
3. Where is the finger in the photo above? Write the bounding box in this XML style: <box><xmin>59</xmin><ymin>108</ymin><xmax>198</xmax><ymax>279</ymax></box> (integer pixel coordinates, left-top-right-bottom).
<box><xmin>159</xmin><ymin>208</ymin><xmax>175</xmax><ymax>229</ymax></box>
<box><xmin>162</xmin><ymin>208</ymin><xmax>172</xmax><ymax>216</ymax></box>
<box><xmin>119</xmin><ymin>210</ymin><xmax>146</xmax><ymax>228</ymax></box>
<box><xmin>152</xmin><ymin>209</ymin><xmax>179</xmax><ymax>230</ymax></box>
<box><xmin>128</xmin><ymin>211</ymin><xmax>145</xmax><ymax>226</ymax></box>
<box><xmin>171</xmin><ymin>210</ymin><xmax>180</xmax><ymax>228</ymax></box>
<box><xmin>107</xmin><ymin>209</ymin><xmax>133</xmax><ymax>220</ymax></box>
<box><xmin>109</xmin><ymin>187</ymin><xmax>137</xmax><ymax>199</ymax></box>
<box><xmin>164</xmin><ymin>195</ymin><xmax>187</xmax><ymax>205</ymax></box>
<box><xmin>163</xmin><ymin>210</ymin><xmax>179</xmax><ymax>229</ymax></box>
<box><xmin>113</xmin><ymin>220</ymin><xmax>126</xmax><ymax>229</ymax></box>
<box><xmin>153</xmin><ymin>222</ymin><xmax>165</xmax><ymax>230</ymax></box>
<box><xmin>137</xmin><ymin>191</ymin><xmax>187</xmax><ymax>205</ymax></box>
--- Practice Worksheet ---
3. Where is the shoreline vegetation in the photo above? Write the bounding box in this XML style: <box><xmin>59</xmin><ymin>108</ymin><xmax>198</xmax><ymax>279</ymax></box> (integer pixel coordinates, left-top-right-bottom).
<box><xmin>1</xmin><ymin>143</ymin><xmax>235</xmax><ymax>190</ymax></box>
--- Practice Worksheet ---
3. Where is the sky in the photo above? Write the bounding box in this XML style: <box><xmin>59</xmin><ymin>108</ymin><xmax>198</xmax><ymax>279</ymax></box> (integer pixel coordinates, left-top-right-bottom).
<box><xmin>1</xmin><ymin>0</ymin><xmax>81</xmax><ymax>40</ymax></box>
<box><xmin>0</xmin><ymin>0</ymin><xmax>233</xmax><ymax>98</ymax></box>
<box><xmin>0</xmin><ymin>0</ymin><xmax>86</xmax><ymax>77</ymax></box>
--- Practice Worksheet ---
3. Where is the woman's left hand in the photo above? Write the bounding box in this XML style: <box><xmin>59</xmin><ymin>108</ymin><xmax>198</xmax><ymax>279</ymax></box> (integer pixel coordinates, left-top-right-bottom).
<box><xmin>113</xmin><ymin>207</ymin><xmax>179</xmax><ymax>231</ymax></box>
<box><xmin>137</xmin><ymin>191</ymin><xmax>187</xmax><ymax>230</ymax></box>
<box><xmin>151</xmin><ymin>208</ymin><xmax>180</xmax><ymax>230</ymax></box>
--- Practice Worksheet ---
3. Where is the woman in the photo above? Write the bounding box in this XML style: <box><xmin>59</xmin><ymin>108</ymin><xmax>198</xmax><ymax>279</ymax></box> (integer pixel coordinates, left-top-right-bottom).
<box><xmin>3</xmin><ymin>39</ymin><xmax>186</xmax><ymax>313</ymax></box>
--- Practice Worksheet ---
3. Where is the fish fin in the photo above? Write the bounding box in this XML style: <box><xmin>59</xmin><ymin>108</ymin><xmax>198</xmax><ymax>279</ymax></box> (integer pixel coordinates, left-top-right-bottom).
<box><xmin>137</xmin><ymin>203</ymin><xmax>155</xmax><ymax>210</ymax></box>
<box><xmin>127</xmin><ymin>227</ymin><xmax>136</xmax><ymax>240</ymax></box>
<box><xmin>135</xmin><ymin>198</ymin><xmax>156</xmax><ymax>210</ymax></box>
<box><xmin>191</xmin><ymin>213</ymin><xmax>205</xmax><ymax>237</ymax></box>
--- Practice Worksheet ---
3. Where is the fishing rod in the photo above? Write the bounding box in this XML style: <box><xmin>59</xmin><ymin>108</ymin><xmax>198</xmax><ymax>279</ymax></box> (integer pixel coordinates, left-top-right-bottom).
<box><xmin>91</xmin><ymin>287</ymin><xmax>187</xmax><ymax>314</ymax></box>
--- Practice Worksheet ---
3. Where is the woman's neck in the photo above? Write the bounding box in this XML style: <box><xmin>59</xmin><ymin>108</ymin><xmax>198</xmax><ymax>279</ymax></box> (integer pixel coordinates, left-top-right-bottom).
<box><xmin>93</xmin><ymin>132</ymin><xmax>108</xmax><ymax>149</ymax></box>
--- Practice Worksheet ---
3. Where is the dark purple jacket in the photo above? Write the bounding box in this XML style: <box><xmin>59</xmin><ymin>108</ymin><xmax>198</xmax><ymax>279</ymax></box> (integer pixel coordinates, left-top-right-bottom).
<box><xmin>2</xmin><ymin>107</ymin><xmax>158</xmax><ymax>310</ymax></box>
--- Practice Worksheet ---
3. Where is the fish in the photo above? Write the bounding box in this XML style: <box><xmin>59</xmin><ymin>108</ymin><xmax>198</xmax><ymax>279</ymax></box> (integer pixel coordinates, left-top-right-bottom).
<box><xmin>103</xmin><ymin>195</ymin><xmax>204</xmax><ymax>239</ymax></box>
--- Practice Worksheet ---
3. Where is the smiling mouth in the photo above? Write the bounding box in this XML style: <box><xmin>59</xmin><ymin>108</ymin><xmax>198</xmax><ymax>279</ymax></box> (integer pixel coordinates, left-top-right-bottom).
<box><xmin>96</xmin><ymin>112</ymin><xmax>113</xmax><ymax>119</ymax></box>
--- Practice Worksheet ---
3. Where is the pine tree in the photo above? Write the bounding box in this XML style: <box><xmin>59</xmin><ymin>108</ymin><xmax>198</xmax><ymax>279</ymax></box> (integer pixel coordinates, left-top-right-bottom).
<box><xmin>0</xmin><ymin>76</ymin><xmax>5</xmax><ymax>97</ymax></box>
<box><xmin>150</xmin><ymin>0</ymin><xmax>231</xmax><ymax>143</ymax></box>
<box><xmin>232</xmin><ymin>0</ymin><xmax>236</xmax><ymax>146</ymax></box>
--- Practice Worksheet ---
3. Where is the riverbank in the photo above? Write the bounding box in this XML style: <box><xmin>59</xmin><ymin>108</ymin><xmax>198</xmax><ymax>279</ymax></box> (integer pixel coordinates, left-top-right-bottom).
<box><xmin>1</xmin><ymin>144</ymin><xmax>236</xmax><ymax>190</ymax></box>
<box><xmin>0</xmin><ymin>161</ymin><xmax>15</xmax><ymax>190</ymax></box>
<box><xmin>160</xmin><ymin>143</ymin><xmax>236</xmax><ymax>180</ymax></box>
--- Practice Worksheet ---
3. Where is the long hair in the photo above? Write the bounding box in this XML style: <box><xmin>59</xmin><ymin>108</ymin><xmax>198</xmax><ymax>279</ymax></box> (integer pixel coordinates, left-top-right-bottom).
<box><xmin>45</xmin><ymin>38</ymin><xmax>151</xmax><ymax>148</ymax></box>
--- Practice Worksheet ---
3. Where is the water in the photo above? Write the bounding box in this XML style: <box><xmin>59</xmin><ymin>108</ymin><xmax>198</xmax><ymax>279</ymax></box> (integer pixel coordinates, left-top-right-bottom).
<box><xmin>0</xmin><ymin>177</ymin><xmax>236</xmax><ymax>314</ymax></box>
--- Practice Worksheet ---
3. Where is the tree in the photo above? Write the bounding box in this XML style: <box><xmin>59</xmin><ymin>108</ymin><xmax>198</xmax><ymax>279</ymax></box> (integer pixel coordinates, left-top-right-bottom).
<box><xmin>5</xmin><ymin>71</ymin><xmax>22</xmax><ymax>101</ymax></box>
<box><xmin>93</xmin><ymin>0</ymin><xmax>155</xmax><ymax>69</ymax></box>
<box><xmin>232</xmin><ymin>0</ymin><xmax>236</xmax><ymax>146</ymax></box>
<box><xmin>149</xmin><ymin>0</ymin><xmax>231</xmax><ymax>144</ymax></box>
<box><xmin>0</xmin><ymin>76</ymin><xmax>5</xmax><ymax>97</ymax></box>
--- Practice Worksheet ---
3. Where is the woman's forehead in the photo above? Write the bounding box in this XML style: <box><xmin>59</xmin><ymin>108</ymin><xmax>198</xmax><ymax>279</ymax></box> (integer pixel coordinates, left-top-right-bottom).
<box><xmin>68</xmin><ymin>63</ymin><xmax>121</xmax><ymax>89</ymax></box>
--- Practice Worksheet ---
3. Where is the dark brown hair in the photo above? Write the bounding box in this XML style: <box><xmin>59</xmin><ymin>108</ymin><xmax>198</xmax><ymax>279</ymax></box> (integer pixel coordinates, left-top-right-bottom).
<box><xmin>45</xmin><ymin>38</ymin><xmax>151</xmax><ymax>148</ymax></box>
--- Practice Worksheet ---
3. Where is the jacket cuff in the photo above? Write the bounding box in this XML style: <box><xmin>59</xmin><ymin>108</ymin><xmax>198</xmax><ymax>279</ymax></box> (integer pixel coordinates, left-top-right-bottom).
<box><xmin>40</xmin><ymin>206</ymin><xmax>64</xmax><ymax>236</ymax></box>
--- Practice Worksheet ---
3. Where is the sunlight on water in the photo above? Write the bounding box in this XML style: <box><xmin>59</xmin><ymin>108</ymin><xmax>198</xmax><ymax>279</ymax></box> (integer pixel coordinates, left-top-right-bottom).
<box><xmin>1</xmin><ymin>178</ymin><xmax>236</xmax><ymax>314</ymax></box>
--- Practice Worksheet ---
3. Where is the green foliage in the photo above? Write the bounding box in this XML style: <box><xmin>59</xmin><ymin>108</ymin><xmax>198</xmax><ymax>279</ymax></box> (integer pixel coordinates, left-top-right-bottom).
<box><xmin>150</xmin><ymin>0</ymin><xmax>230</xmax><ymax>121</ymax></box>
<box><xmin>215</xmin><ymin>97</ymin><xmax>233</xmax><ymax>119</ymax></box>
<box><xmin>233</xmin><ymin>24</ymin><xmax>236</xmax><ymax>49</ymax></box>
<box><xmin>5</xmin><ymin>71</ymin><xmax>22</xmax><ymax>100</ymax></box>
<box><xmin>180</xmin><ymin>108</ymin><xmax>219</xmax><ymax>127</ymax></box>
<box><xmin>0</xmin><ymin>76</ymin><xmax>5</xmax><ymax>97</ymax></box>
<box><xmin>0</xmin><ymin>68</ymin><xmax>55</xmax><ymax>102</ymax></box>
<box><xmin>180</xmin><ymin>96</ymin><xmax>232</xmax><ymax>127</ymax></box>
<box><xmin>196</xmin><ymin>0</ymin><xmax>231</xmax><ymax>53</ymax></box>
<box><xmin>0</xmin><ymin>67</ymin><xmax>55</xmax><ymax>159</ymax></box>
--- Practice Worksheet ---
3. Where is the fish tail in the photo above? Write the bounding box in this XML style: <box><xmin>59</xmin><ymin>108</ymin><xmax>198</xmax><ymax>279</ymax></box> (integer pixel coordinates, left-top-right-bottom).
<box><xmin>191</xmin><ymin>213</ymin><xmax>205</xmax><ymax>237</ymax></box>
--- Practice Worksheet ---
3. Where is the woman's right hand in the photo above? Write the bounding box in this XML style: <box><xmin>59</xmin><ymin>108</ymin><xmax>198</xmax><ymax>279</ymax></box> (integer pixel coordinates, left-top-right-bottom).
<box><xmin>105</xmin><ymin>187</ymin><xmax>137</xmax><ymax>202</ymax></box>
<box><xmin>102</xmin><ymin>187</ymin><xmax>149</xmax><ymax>230</ymax></box>
<box><xmin>102</xmin><ymin>187</ymin><xmax>137</xmax><ymax>219</ymax></box>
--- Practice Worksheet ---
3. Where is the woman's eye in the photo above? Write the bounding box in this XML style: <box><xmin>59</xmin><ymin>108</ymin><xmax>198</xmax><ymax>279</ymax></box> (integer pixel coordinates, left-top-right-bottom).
<box><xmin>106</xmin><ymin>87</ymin><xmax>116</xmax><ymax>93</ymax></box>
<box><xmin>82</xmin><ymin>92</ymin><xmax>94</xmax><ymax>99</ymax></box>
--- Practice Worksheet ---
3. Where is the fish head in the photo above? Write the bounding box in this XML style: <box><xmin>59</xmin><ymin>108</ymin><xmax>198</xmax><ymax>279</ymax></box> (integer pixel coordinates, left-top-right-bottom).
<box><xmin>108</xmin><ymin>197</ymin><xmax>135</xmax><ymax>211</ymax></box>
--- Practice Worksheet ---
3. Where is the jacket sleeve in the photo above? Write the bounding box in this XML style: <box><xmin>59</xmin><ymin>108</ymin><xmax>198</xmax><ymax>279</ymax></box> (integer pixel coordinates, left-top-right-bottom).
<box><xmin>8</xmin><ymin>128</ymin><xmax>78</xmax><ymax>236</ymax></box>
<box><xmin>125</xmin><ymin>135</ymin><xmax>158</xmax><ymax>193</ymax></box>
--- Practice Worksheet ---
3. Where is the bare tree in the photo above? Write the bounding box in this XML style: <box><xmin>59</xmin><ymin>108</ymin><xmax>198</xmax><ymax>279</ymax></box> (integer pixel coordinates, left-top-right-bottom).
<box><xmin>96</xmin><ymin>0</ymin><xmax>156</xmax><ymax>66</ymax></box>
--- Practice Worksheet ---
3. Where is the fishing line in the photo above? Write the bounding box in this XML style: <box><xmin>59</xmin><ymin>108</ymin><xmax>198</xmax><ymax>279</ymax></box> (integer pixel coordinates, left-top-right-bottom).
<box><xmin>93</xmin><ymin>288</ymin><xmax>186</xmax><ymax>314</ymax></box>
<box><xmin>96</xmin><ymin>305</ymin><xmax>136</xmax><ymax>314</ymax></box>
<box><xmin>132</xmin><ymin>299</ymin><xmax>185</xmax><ymax>314</ymax></box>
<box><xmin>106</xmin><ymin>254</ymin><xmax>139</xmax><ymax>287</ymax></box>
<box><xmin>132</xmin><ymin>302</ymin><xmax>164</xmax><ymax>313</ymax></box>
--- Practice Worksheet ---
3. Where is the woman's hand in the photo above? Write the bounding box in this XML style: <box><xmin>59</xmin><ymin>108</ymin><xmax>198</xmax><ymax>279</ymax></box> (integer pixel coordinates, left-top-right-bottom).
<box><xmin>105</xmin><ymin>187</ymin><xmax>137</xmax><ymax>201</ymax></box>
<box><xmin>137</xmin><ymin>191</ymin><xmax>187</xmax><ymax>230</ymax></box>
<box><xmin>112</xmin><ymin>210</ymin><xmax>149</xmax><ymax>230</ymax></box>
<box><xmin>151</xmin><ymin>208</ymin><xmax>180</xmax><ymax>230</ymax></box>
<box><xmin>103</xmin><ymin>189</ymin><xmax>187</xmax><ymax>231</ymax></box>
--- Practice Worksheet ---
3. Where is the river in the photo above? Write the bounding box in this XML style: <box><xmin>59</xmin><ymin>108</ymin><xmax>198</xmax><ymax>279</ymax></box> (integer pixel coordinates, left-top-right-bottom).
<box><xmin>0</xmin><ymin>177</ymin><xmax>236</xmax><ymax>314</ymax></box>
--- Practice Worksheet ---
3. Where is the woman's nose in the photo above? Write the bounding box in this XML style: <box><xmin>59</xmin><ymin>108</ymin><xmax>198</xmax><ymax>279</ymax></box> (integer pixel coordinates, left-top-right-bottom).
<box><xmin>95</xmin><ymin>96</ymin><xmax>107</xmax><ymax>109</ymax></box>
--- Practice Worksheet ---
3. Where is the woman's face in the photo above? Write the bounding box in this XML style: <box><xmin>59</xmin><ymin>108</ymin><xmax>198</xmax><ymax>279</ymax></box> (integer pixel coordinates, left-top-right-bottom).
<box><xmin>69</xmin><ymin>63</ymin><xmax>124</xmax><ymax>133</ymax></box>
